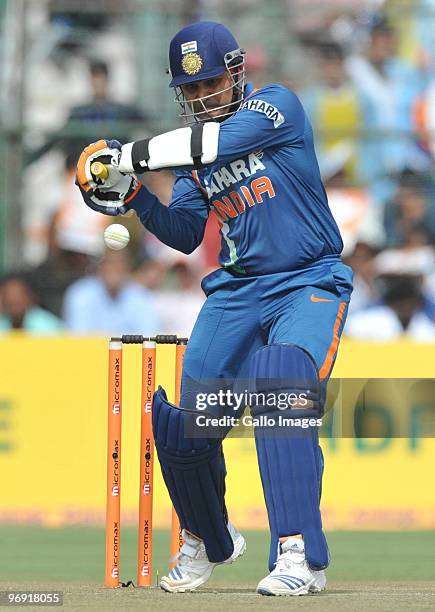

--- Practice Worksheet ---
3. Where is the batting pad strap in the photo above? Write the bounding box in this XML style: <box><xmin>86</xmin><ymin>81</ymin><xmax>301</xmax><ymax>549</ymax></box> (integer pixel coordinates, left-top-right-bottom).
<box><xmin>152</xmin><ymin>387</ymin><xmax>233</xmax><ymax>563</ymax></box>
<box><xmin>249</xmin><ymin>344</ymin><xmax>324</xmax><ymax>419</ymax></box>
<box><xmin>190</xmin><ymin>123</ymin><xmax>204</xmax><ymax>168</ymax></box>
<box><xmin>131</xmin><ymin>139</ymin><xmax>150</xmax><ymax>173</ymax></box>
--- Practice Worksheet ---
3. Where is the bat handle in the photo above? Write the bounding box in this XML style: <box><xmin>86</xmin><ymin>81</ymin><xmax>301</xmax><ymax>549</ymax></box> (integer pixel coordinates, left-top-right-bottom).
<box><xmin>91</xmin><ymin>161</ymin><xmax>109</xmax><ymax>180</ymax></box>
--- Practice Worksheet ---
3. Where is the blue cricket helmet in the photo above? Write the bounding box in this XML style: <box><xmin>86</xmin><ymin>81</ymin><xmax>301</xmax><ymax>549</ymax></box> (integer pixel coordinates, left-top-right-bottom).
<box><xmin>169</xmin><ymin>21</ymin><xmax>242</xmax><ymax>87</ymax></box>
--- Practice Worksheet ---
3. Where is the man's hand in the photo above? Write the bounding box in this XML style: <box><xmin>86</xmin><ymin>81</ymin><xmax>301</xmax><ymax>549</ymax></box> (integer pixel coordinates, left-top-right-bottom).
<box><xmin>76</xmin><ymin>139</ymin><xmax>142</xmax><ymax>216</ymax></box>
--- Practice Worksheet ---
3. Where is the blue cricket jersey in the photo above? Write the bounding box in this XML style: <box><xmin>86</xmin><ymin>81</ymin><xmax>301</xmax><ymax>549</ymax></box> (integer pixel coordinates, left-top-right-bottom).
<box><xmin>131</xmin><ymin>82</ymin><xmax>343</xmax><ymax>275</ymax></box>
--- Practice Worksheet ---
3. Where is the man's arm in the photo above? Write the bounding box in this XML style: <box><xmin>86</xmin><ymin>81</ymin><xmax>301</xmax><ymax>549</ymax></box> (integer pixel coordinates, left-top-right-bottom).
<box><xmin>130</xmin><ymin>173</ymin><xmax>209</xmax><ymax>254</ymax></box>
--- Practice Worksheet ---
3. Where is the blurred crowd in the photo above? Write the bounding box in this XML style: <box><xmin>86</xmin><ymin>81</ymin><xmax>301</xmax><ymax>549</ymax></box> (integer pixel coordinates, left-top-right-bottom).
<box><xmin>0</xmin><ymin>0</ymin><xmax>434</xmax><ymax>340</ymax></box>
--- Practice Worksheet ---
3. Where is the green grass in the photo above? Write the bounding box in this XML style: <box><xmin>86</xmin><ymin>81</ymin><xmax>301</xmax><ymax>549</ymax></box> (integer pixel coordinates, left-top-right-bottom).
<box><xmin>0</xmin><ymin>528</ymin><xmax>434</xmax><ymax>584</ymax></box>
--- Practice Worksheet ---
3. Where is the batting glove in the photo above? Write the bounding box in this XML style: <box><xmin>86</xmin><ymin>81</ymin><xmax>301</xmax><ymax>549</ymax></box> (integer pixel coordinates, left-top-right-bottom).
<box><xmin>76</xmin><ymin>139</ymin><xmax>142</xmax><ymax>216</ymax></box>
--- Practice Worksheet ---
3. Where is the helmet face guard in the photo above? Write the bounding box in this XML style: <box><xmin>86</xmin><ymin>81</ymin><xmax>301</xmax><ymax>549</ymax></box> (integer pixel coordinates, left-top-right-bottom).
<box><xmin>172</xmin><ymin>49</ymin><xmax>246</xmax><ymax>124</ymax></box>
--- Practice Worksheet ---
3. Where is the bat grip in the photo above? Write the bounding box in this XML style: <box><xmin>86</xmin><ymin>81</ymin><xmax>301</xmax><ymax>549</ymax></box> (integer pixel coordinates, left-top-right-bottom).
<box><xmin>91</xmin><ymin>161</ymin><xmax>109</xmax><ymax>180</ymax></box>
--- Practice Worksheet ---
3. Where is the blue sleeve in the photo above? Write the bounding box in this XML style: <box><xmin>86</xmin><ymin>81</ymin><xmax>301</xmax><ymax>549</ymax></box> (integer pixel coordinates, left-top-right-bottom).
<box><xmin>130</xmin><ymin>172</ymin><xmax>209</xmax><ymax>254</ymax></box>
<box><xmin>216</xmin><ymin>85</ymin><xmax>306</xmax><ymax>163</ymax></box>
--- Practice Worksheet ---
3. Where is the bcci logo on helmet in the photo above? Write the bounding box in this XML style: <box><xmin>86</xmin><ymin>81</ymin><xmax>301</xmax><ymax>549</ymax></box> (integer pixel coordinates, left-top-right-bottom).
<box><xmin>181</xmin><ymin>52</ymin><xmax>203</xmax><ymax>76</ymax></box>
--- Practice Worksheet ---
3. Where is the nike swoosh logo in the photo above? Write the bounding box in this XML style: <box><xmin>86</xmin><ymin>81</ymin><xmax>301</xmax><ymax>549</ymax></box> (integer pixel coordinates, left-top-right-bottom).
<box><xmin>310</xmin><ymin>293</ymin><xmax>334</xmax><ymax>303</ymax></box>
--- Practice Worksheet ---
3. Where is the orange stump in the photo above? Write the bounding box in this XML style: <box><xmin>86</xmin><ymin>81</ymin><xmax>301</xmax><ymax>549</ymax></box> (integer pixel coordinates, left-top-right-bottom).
<box><xmin>137</xmin><ymin>340</ymin><xmax>156</xmax><ymax>586</ymax></box>
<box><xmin>105</xmin><ymin>339</ymin><xmax>123</xmax><ymax>587</ymax></box>
<box><xmin>170</xmin><ymin>340</ymin><xmax>187</xmax><ymax>568</ymax></box>
<box><xmin>105</xmin><ymin>335</ymin><xmax>189</xmax><ymax>587</ymax></box>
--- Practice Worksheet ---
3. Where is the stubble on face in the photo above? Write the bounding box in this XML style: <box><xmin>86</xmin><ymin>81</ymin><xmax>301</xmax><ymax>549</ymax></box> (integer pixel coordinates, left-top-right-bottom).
<box><xmin>182</xmin><ymin>73</ymin><xmax>235</xmax><ymax>121</ymax></box>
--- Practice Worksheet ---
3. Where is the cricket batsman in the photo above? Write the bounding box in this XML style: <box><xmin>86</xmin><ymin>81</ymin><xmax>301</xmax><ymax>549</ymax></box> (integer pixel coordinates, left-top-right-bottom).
<box><xmin>76</xmin><ymin>21</ymin><xmax>353</xmax><ymax>596</ymax></box>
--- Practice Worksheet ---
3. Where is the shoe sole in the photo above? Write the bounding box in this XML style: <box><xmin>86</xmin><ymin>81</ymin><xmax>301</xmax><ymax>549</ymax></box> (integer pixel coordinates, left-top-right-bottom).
<box><xmin>257</xmin><ymin>582</ymin><xmax>326</xmax><ymax>597</ymax></box>
<box><xmin>257</xmin><ymin>586</ymin><xmax>312</xmax><ymax>597</ymax></box>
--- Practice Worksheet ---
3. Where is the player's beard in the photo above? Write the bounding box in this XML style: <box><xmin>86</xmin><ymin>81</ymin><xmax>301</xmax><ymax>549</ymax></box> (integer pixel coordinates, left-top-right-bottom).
<box><xmin>190</xmin><ymin>89</ymin><xmax>240</xmax><ymax>123</ymax></box>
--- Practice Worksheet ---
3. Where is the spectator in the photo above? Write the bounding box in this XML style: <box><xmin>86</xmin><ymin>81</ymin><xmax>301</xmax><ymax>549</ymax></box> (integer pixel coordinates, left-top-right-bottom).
<box><xmin>154</xmin><ymin>259</ymin><xmax>205</xmax><ymax>337</ymax></box>
<box><xmin>383</xmin><ymin>170</ymin><xmax>435</xmax><ymax>247</ymax></box>
<box><xmin>61</xmin><ymin>59</ymin><xmax>146</xmax><ymax>159</ymax></box>
<box><xmin>376</xmin><ymin>243</ymin><xmax>435</xmax><ymax>304</ymax></box>
<box><xmin>63</xmin><ymin>249</ymin><xmax>159</xmax><ymax>335</ymax></box>
<box><xmin>28</xmin><ymin>59</ymin><xmax>147</xmax><ymax>166</ymax></box>
<box><xmin>133</xmin><ymin>257</ymin><xmax>166</xmax><ymax>291</ymax></box>
<box><xmin>0</xmin><ymin>272</ymin><xmax>63</xmax><ymax>333</ymax></box>
<box><xmin>302</xmin><ymin>42</ymin><xmax>366</xmax><ymax>183</ymax></box>
<box><xmin>343</xmin><ymin>241</ymin><xmax>381</xmax><ymax>315</ymax></box>
<box><xmin>325</xmin><ymin>167</ymin><xmax>385</xmax><ymax>257</ymax></box>
<box><xmin>385</xmin><ymin>0</ymin><xmax>435</xmax><ymax>75</ymax></box>
<box><xmin>31</xmin><ymin>223</ymin><xmax>100</xmax><ymax>318</ymax></box>
<box><xmin>345</xmin><ymin>248</ymin><xmax>435</xmax><ymax>341</ymax></box>
<box><xmin>346</xmin><ymin>17</ymin><xmax>422</xmax><ymax>189</ymax></box>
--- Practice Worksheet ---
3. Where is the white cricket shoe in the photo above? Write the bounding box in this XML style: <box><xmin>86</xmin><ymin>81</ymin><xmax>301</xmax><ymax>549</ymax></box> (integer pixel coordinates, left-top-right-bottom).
<box><xmin>256</xmin><ymin>537</ymin><xmax>327</xmax><ymax>596</ymax></box>
<box><xmin>310</xmin><ymin>568</ymin><xmax>327</xmax><ymax>593</ymax></box>
<box><xmin>160</xmin><ymin>522</ymin><xmax>246</xmax><ymax>593</ymax></box>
